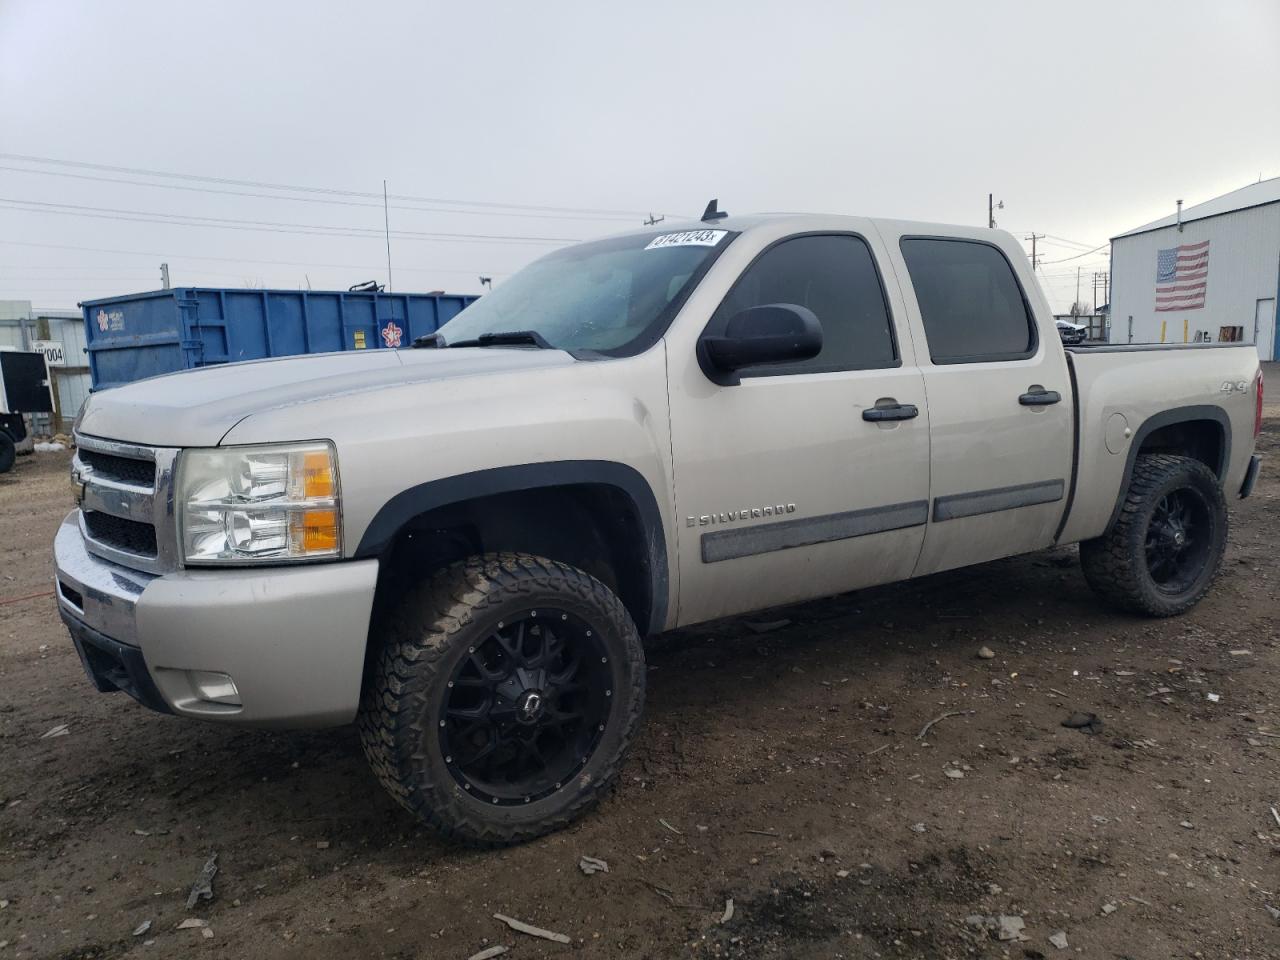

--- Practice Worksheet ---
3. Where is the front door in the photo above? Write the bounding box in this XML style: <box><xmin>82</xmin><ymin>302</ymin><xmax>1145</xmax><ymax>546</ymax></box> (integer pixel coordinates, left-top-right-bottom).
<box><xmin>668</xmin><ymin>231</ymin><xmax>931</xmax><ymax>626</ymax></box>
<box><xmin>886</xmin><ymin>233</ymin><xmax>1074</xmax><ymax>576</ymax></box>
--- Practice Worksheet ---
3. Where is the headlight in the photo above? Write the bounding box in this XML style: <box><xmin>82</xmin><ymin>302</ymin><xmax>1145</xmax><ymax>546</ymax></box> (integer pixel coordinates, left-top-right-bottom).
<box><xmin>177</xmin><ymin>442</ymin><xmax>341</xmax><ymax>564</ymax></box>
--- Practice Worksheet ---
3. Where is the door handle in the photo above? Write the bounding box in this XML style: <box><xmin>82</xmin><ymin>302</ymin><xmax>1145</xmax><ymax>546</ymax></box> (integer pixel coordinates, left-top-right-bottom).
<box><xmin>1019</xmin><ymin>385</ymin><xmax>1061</xmax><ymax>406</ymax></box>
<box><xmin>862</xmin><ymin>401</ymin><xmax>919</xmax><ymax>422</ymax></box>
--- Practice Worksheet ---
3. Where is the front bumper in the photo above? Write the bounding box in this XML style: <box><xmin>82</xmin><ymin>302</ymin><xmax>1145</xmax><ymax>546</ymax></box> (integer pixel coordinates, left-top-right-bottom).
<box><xmin>54</xmin><ymin>512</ymin><xmax>379</xmax><ymax>728</ymax></box>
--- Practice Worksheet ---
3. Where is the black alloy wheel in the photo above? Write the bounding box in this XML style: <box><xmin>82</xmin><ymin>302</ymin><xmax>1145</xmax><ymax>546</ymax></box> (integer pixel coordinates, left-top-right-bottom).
<box><xmin>439</xmin><ymin>608</ymin><xmax>612</xmax><ymax>806</ymax></box>
<box><xmin>1143</xmin><ymin>489</ymin><xmax>1212</xmax><ymax>595</ymax></box>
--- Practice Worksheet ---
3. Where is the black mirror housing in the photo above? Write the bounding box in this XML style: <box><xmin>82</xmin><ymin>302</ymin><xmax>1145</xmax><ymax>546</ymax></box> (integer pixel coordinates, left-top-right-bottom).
<box><xmin>699</xmin><ymin>303</ymin><xmax>823</xmax><ymax>385</ymax></box>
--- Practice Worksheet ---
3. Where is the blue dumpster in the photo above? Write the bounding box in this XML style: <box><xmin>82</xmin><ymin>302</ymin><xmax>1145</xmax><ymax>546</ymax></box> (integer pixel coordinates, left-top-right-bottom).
<box><xmin>82</xmin><ymin>287</ymin><xmax>478</xmax><ymax>389</ymax></box>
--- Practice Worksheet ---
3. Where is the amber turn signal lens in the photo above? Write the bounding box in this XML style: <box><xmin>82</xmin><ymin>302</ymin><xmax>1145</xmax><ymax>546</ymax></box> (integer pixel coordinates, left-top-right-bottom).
<box><xmin>302</xmin><ymin>451</ymin><xmax>335</xmax><ymax>499</ymax></box>
<box><xmin>294</xmin><ymin>509</ymin><xmax>339</xmax><ymax>553</ymax></box>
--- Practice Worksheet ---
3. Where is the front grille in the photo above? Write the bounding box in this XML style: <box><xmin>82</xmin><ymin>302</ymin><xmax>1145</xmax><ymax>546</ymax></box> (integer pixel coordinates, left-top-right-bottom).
<box><xmin>84</xmin><ymin>511</ymin><xmax>158</xmax><ymax>558</ymax></box>
<box><xmin>80</xmin><ymin>449</ymin><xmax>155</xmax><ymax>487</ymax></box>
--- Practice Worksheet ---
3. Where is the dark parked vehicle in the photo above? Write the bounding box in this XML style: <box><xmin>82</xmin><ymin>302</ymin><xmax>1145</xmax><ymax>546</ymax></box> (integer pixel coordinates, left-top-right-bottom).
<box><xmin>0</xmin><ymin>350</ymin><xmax>54</xmax><ymax>474</ymax></box>
<box><xmin>1056</xmin><ymin>319</ymin><xmax>1087</xmax><ymax>345</ymax></box>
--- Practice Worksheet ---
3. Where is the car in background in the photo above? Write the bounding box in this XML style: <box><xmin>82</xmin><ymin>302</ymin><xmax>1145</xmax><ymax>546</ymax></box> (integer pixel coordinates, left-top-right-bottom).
<box><xmin>1056</xmin><ymin>319</ymin><xmax>1087</xmax><ymax>345</ymax></box>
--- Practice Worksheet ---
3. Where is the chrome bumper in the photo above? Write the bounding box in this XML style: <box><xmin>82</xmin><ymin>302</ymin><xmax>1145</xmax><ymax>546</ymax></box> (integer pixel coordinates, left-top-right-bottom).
<box><xmin>54</xmin><ymin>512</ymin><xmax>380</xmax><ymax>728</ymax></box>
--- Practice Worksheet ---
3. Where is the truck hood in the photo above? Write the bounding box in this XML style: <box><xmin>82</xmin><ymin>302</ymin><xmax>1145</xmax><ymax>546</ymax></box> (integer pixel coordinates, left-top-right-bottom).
<box><xmin>77</xmin><ymin>348</ymin><xmax>576</xmax><ymax>447</ymax></box>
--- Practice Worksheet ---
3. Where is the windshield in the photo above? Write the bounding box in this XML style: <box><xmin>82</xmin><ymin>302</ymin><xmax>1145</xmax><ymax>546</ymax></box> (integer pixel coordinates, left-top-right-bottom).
<box><xmin>436</xmin><ymin>228</ymin><xmax>734</xmax><ymax>355</ymax></box>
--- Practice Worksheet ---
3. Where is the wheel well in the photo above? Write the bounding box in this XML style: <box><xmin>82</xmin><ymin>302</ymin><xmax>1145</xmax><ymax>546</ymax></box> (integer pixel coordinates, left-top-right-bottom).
<box><xmin>368</xmin><ymin>483</ymin><xmax>659</xmax><ymax>637</ymax></box>
<box><xmin>1135</xmin><ymin>418</ymin><xmax>1225</xmax><ymax>478</ymax></box>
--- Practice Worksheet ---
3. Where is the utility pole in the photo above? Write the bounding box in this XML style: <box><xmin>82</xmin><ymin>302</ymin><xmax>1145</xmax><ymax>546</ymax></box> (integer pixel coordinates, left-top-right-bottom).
<box><xmin>1092</xmin><ymin>270</ymin><xmax>1110</xmax><ymax>311</ymax></box>
<box><xmin>1075</xmin><ymin>266</ymin><xmax>1081</xmax><ymax>310</ymax></box>
<box><xmin>988</xmin><ymin>194</ymin><xmax>1003</xmax><ymax>229</ymax></box>
<box><xmin>1024</xmin><ymin>233</ymin><xmax>1044</xmax><ymax>271</ymax></box>
<box><xmin>160</xmin><ymin>263</ymin><xmax>170</xmax><ymax>290</ymax></box>
<box><xmin>644</xmin><ymin>213</ymin><xmax>665</xmax><ymax>226</ymax></box>
<box><xmin>382</xmin><ymin>179</ymin><xmax>394</xmax><ymax>293</ymax></box>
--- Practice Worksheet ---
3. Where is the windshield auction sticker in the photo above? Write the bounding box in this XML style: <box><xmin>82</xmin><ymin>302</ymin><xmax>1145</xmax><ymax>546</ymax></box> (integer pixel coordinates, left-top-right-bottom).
<box><xmin>645</xmin><ymin>229</ymin><xmax>728</xmax><ymax>250</ymax></box>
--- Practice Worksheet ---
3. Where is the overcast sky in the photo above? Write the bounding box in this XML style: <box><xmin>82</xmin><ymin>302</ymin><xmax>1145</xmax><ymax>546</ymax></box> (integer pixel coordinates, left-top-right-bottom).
<box><xmin>2</xmin><ymin>0</ymin><xmax>1277</xmax><ymax>314</ymax></box>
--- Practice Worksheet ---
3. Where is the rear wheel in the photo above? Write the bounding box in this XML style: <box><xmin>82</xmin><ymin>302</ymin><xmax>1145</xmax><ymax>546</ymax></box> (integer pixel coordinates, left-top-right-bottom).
<box><xmin>1080</xmin><ymin>454</ymin><xmax>1227</xmax><ymax>617</ymax></box>
<box><xmin>358</xmin><ymin>553</ymin><xmax>645</xmax><ymax>846</ymax></box>
<box><xmin>0</xmin><ymin>433</ymin><xmax>15</xmax><ymax>474</ymax></box>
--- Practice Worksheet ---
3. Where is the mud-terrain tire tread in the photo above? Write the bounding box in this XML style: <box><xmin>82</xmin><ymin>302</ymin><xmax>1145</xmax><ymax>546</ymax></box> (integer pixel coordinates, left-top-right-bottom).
<box><xmin>358</xmin><ymin>552</ymin><xmax>645</xmax><ymax>847</ymax></box>
<box><xmin>1080</xmin><ymin>454</ymin><xmax>1227</xmax><ymax>617</ymax></box>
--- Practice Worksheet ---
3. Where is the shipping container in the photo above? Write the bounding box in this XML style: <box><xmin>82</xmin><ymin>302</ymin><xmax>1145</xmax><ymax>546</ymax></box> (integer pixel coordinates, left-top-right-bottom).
<box><xmin>82</xmin><ymin>287</ymin><xmax>478</xmax><ymax>389</ymax></box>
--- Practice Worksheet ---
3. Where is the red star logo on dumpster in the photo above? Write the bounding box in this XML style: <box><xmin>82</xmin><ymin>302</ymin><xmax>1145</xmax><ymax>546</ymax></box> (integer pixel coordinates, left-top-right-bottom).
<box><xmin>381</xmin><ymin>321</ymin><xmax>403</xmax><ymax>348</ymax></box>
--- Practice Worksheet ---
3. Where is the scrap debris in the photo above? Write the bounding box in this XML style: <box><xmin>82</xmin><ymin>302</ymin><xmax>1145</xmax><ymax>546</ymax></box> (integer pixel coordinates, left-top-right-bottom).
<box><xmin>578</xmin><ymin>855</ymin><xmax>609</xmax><ymax>876</ymax></box>
<box><xmin>39</xmin><ymin>724</ymin><xmax>70</xmax><ymax>740</ymax></box>
<box><xmin>467</xmin><ymin>947</ymin><xmax>509</xmax><ymax>960</ymax></box>
<box><xmin>965</xmin><ymin>914</ymin><xmax>1027</xmax><ymax>942</ymax></box>
<box><xmin>720</xmin><ymin>898</ymin><xmax>735</xmax><ymax>924</ymax></box>
<box><xmin>493</xmin><ymin>913</ymin><xmax>570</xmax><ymax>944</ymax></box>
<box><xmin>1048</xmin><ymin>930</ymin><xmax>1069</xmax><ymax>950</ymax></box>
<box><xmin>131</xmin><ymin>920</ymin><xmax>151</xmax><ymax>937</ymax></box>
<box><xmin>916</xmin><ymin>710</ymin><xmax>973</xmax><ymax>740</ymax></box>
<box><xmin>1061</xmin><ymin>712</ymin><xmax>1103</xmax><ymax>735</ymax></box>
<box><xmin>658</xmin><ymin>818</ymin><xmax>683</xmax><ymax>835</ymax></box>
<box><xmin>185</xmin><ymin>852</ymin><xmax>219</xmax><ymax>910</ymax></box>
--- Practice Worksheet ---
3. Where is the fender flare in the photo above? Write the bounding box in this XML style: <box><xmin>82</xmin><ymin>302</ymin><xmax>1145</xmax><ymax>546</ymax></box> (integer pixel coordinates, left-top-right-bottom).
<box><xmin>1104</xmin><ymin>404</ymin><xmax>1231</xmax><ymax>532</ymax></box>
<box><xmin>352</xmin><ymin>460</ymin><xmax>669</xmax><ymax>635</ymax></box>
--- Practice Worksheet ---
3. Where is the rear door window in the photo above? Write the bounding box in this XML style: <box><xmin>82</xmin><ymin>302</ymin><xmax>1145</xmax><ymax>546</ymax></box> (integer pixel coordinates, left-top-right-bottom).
<box><xmin>899</xmin><ymin>238</ymin><xmax>1036</xmax><ymax>363</ymax></box>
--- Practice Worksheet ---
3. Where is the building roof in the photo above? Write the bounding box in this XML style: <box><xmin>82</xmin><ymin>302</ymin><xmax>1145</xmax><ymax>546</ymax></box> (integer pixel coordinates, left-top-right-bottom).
<box><xmin>1113</xmin><ymin>176</ymin><xmax>1280</xmax><ymax>240</ymax></box>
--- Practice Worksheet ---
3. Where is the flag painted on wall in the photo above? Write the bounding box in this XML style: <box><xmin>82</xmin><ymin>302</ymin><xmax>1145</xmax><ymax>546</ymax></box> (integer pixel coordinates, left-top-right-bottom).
<box><xmin>1154</xmin><ymin>240</ymin><xmax>1209</xmax><ymax>311</ymax></box>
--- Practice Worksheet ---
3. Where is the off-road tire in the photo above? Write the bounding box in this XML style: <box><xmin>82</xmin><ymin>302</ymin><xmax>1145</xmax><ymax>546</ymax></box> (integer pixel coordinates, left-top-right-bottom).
<box><xmin>1080</xmin><ymin>454</ymin><xmax>1227</xmax><ymax>617</ymax></box>
<box><xmin>0</xmin><ymin>433</ymin><xmax>14</xmax><ymax>474</ymax></box>
<box><xmin>358</xmin><ymin>553</ymin><xmax>646</xmax><ymax>846</ymax></box>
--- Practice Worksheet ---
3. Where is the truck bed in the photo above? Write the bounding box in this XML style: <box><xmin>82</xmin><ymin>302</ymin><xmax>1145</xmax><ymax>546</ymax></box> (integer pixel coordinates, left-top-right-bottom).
<box><xmin>1057</xmin><ymin>341</ymin><xmax>1260</xmax><ymax>545</ymax></box>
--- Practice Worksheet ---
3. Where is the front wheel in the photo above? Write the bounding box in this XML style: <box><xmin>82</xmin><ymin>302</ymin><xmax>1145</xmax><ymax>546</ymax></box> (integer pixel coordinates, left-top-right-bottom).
<box><xmin>1080</xmin><ymin>454</ymin><xmax>1227</xmax><ymax>617</ymax></box>
<box><xmin>358</xmin><ymin>553</ymin><xmax>646</xmax><ymax>846</ymax></box>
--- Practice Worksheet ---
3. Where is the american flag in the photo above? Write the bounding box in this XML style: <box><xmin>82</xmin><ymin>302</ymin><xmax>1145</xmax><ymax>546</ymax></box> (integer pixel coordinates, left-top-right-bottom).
<box><xmin>1154</xmin><ymin>240</ymin><xmax>1209</xmax><ymax>312</ymax></box>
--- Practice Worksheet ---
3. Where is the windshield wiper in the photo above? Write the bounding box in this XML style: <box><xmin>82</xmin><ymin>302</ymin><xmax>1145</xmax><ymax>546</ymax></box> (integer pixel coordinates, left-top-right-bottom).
<box><xmin>441</xmin><ymin>330</ymin><xmax>554</xmax><ymax>350</ymax></box>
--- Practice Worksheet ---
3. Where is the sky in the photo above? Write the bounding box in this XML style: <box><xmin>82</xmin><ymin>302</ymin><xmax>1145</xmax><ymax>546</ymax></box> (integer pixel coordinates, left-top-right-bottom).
<box><xmin>1</xmin><ymin>0</ymin><xmax>1278</xmax><ymax>314</ymax></box>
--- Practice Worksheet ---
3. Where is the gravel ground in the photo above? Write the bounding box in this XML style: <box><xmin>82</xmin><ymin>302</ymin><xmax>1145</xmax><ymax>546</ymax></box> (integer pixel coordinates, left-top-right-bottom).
<box><xmin>1</xmin><ymin>402</ymin><xmax>1277</xmax><ymax>960</ymax></box>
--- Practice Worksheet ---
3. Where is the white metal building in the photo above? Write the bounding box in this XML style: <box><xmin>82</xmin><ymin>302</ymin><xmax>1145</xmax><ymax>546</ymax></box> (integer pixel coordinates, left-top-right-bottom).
<box><xmin>1109</xmin><ymin>178</ymin><xmax>1280</xmax><ymax>362</ymax></box>
<box><xmin>0</xmin><ymin>300</ymin><xmax>92</xmax><ymax>430</ymax></box>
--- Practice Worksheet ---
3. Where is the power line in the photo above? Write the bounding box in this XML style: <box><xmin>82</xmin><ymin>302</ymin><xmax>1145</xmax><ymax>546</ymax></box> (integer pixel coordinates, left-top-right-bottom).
<box><xmin>0</xmin><ymin>238</ymin><xmax>511</xmax><ymax>276</ymax></box>
<box><xmin>0</xmin><ymin>152</ymin><xmax>678</xmax><ymax>220</ymax></box>
<box><xmin>1039</xmin><ymin>242</ymin><xmax>1110</xmax><ymax>265</ymax></box>
<box><xmin>0</xmin><ymin>164</ymin><xmax>643</xmax><ymax>223</ymax></box>
<box><xmin>0</xmin><ymin>198</ymin><xmax>580</xmax><ymax>245</ymax></box>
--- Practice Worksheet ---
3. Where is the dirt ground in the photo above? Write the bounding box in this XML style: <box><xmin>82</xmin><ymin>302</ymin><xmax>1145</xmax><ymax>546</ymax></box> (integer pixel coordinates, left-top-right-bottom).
<box><xmin>2</xmin><ymin>399</ymin><xmax>1278</xmax><ymax>960</ymax></box>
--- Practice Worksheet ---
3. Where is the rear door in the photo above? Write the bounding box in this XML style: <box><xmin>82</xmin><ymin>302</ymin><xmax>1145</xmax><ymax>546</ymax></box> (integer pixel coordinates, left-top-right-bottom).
<box><xmin>881</xmin><ymin>229</ymin><xmax>1073</xmax><ymax>576</ymax></box>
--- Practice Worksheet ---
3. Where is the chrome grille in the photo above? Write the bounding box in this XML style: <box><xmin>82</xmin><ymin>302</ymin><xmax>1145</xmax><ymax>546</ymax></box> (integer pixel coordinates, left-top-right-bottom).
<box><xmin>84</xmin><ymin>511</ymin><xmax>159</xmax><ymax>557</ymax></box>
<box><xmin>79</xmin><ymin>449</ymin><xmax>156</xmax><ymax>487</ymax></box>
<box><xmin>73</xmin><ymin>434</ymin><xmax>180</xmax><ymax>574</ymax></box>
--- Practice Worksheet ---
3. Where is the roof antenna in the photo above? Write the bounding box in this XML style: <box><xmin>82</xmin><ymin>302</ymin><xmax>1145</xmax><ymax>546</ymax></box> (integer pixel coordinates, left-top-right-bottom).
<box><xmin>701</xmin><ymin>199</ymin><xmax>728</xmax><ymax>222</ymax></box>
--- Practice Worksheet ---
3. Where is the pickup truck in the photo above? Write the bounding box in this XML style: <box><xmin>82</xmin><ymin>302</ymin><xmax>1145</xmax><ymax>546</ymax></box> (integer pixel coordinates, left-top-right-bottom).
<box><xmin>54</xmin><ymin>211</ymin><xmax>1264</xmax><ymax>846</ymax></box>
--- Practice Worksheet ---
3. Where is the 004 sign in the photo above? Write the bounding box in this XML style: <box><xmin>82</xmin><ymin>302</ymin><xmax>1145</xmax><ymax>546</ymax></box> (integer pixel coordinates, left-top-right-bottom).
<box><xmin>32</xmin><ymin>340</ymin><xmax>65</xmax><ymax>366</ymax></box>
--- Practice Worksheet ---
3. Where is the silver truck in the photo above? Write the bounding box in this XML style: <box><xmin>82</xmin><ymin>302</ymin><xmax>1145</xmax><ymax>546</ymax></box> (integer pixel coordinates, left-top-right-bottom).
<box><xmin>54</xmin><ymin>211</ymin><xmax>1264</xmax><ymax>845</ymax></box>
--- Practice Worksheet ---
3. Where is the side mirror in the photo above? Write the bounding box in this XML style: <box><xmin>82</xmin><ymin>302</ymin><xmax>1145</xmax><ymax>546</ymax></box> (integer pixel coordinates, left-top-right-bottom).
<box><xmin>699</xmin><ymin>303</ymin><xmax>823</xmax><ymax>385</ymax></box>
